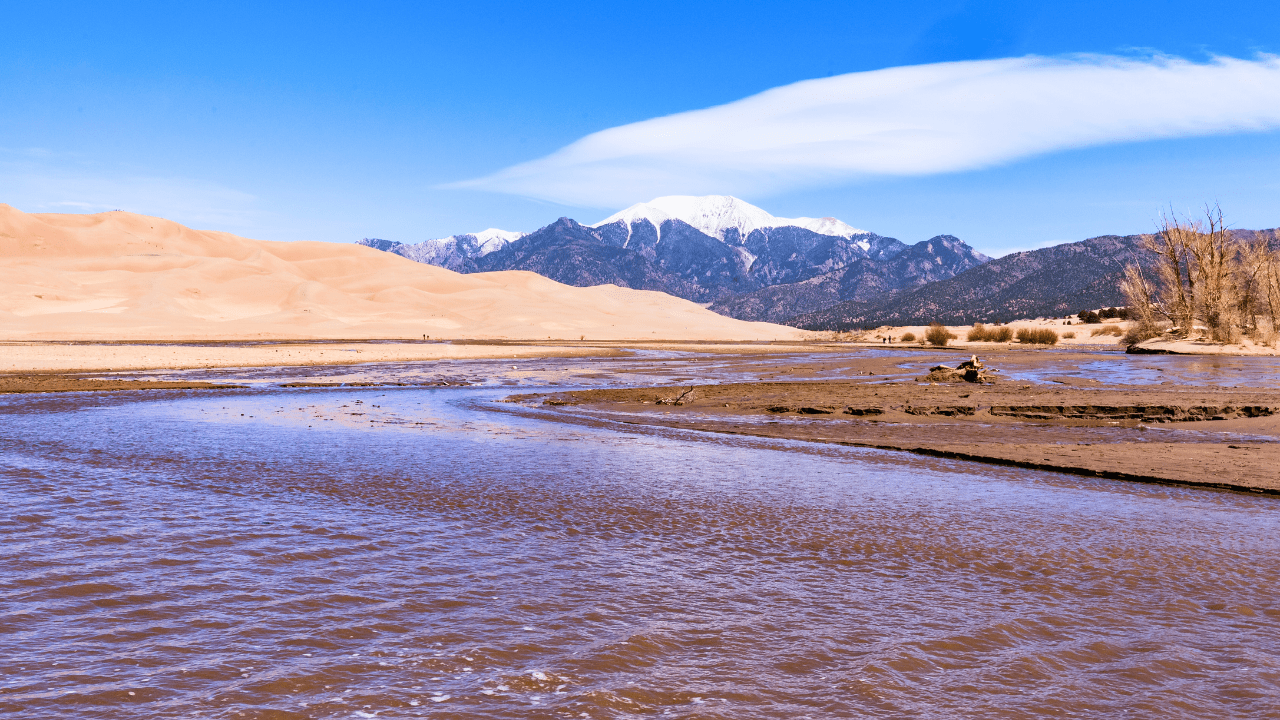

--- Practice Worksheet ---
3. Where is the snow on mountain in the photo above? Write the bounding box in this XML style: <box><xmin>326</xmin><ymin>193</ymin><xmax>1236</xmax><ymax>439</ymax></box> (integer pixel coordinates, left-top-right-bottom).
<box><xmin>468</xmin><ymin>228</ymin><xmax>525</xmax><ymax>254</ymax></box>
<box><xmin>787</xmin><ymin>216</ymin><xmax>864</xmax><ymax>239</ymax></box>
<box><xmin>356</xmin><ymin>228</ymin><xmax>524</xmax><ymax>273</ymax></box>
<box><xmin>358</xmin><ymin>202</ymin><xmax>990</xmax><ymax>317</ymax></box>
<box><xmin>591</xmin><ymin>195</ymin><xmax>868</xmax><ymax>244</ymax></box>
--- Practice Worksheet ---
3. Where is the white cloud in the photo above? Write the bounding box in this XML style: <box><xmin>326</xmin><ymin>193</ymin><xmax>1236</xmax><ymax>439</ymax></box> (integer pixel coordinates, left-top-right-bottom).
<box><xmin>453</xmin><ymin>54</ymin><xmax>1280</xmax><ymax>208</ymax></box>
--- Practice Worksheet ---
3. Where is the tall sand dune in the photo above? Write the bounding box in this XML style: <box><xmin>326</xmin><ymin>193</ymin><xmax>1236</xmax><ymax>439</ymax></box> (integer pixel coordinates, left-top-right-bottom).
<box><xmin>0</xmin><ymin>205</ymin><xmax>804</xmax><ymax>341</ymax></box>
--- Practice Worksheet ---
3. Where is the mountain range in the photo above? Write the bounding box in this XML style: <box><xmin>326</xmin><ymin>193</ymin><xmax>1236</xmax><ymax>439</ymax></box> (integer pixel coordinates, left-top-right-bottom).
<box><xmin>708</xmin><ymin>234</ymin><xmax>986</xmax><ymax>323</ymax></box>
<box><xmin>358</xmin><ymin>195</ymin><xmax>1278</xmax><ymax>329</ymax></box>
<box><xmin>359</xmin><ymin>228</ymin><xmax>524</xmax><ymax>273</ymax></box>
<box><xmin>791</xmin><ymin>233</ymin><xmax>1145</xmax><ymax>329</ymax></box>
<box><xmin>359</xmin><ymin>195</ymin><xmax>989</xmax><ymax>306</ymax></box>
<box><xmin>790</xmin><ymin>228</ymin><xmax>1280</xmax><ymax>330</ymax></box>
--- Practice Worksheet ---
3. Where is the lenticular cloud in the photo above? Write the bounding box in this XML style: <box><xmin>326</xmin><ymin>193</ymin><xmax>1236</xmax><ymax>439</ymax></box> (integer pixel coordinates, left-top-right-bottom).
<box><xmin>454</xmin><ymin>54</ymin><xmax>1280</xmax><ymax>207</ymax></box>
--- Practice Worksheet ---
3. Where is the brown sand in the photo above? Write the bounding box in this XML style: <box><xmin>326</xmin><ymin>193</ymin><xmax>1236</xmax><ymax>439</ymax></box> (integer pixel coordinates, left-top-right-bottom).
<box><xmin>0</xmin><ymin>374</ymin><xmax>249</xmax><ymax>393</ymax></box>
<box><xmin>521</xmin><ymin>366</ymin><xmax>1280</xmax><ymax>494</ymax></box>
<box><xmin>0</xmin><ymin>205</ymin><xmax>804</xmax><ymax>342</ymax></box>
<box><xmin>0</xmin><ymin>341</ymin><xmax>633</xmax><ymax>374</ymax></box>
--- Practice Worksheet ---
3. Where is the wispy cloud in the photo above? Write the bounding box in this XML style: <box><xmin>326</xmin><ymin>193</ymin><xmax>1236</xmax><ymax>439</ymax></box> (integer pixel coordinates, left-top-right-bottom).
<box><xmin>0</xmin><ymin>162</ymin><xmax>261</xmax><ymax>231</ymax></box>
<box><xmin>453</xmin><ymin>54</ymin><xmax>1280</xmax><ymax>208</ymax></box>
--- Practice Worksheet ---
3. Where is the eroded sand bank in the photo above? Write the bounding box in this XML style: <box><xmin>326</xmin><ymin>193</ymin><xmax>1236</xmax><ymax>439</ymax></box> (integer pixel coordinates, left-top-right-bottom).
<box><xmin>516</xmin><ymin>349</ymin><xmax>1280</xmax><ymax>494</ymax></box>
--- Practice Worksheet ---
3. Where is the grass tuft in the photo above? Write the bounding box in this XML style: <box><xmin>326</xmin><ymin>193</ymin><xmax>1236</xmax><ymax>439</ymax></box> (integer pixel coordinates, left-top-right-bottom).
<box><xmin>926</xmin><ymin>323</ymin><xmax>957</xmax><ymax>347</ymax></box>
<box><xmin>1015</xmin><ymin>327</ymin><xmax>1059</xmax><ymax>345</ymax></box>
<box><xmin>967</xmin><ymin>323</ymin><xmax>1014</xmax><ymax>342</ymax></box>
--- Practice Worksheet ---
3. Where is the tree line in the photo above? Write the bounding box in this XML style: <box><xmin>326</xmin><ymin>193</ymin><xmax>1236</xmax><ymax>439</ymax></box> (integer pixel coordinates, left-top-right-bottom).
<box><xmin>1121</xmin><ymin>206</ymin><xmax>1280</xmax><ymax>345</ymax></box>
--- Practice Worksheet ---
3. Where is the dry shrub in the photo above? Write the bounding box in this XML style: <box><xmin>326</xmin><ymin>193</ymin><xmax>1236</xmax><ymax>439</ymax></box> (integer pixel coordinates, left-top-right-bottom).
<box><xmin>1062</xmin><ymin>331</ymin><xmax>1076</xmax><ymax>339</ymax></box>
<box><xmin>1090</xmin><ymin>325</ymin><xmax>1124</xmax><ymax>337</ymax></box>
<box><xmin>900</xmin><ymin>332</ymin><xmax>916</xmax><ymax>342</ymax></box>
<box><xmin>967</xmin><ymin>323</ymin><xmax>1014</xmax><ymax>342</ymax></box>
<box><xmin>1016</xmin><ymin>327</ymin><xmax>1059</xmax><ymax>345</ymax></box>
<box><xmin>1122</xmin><ymin>324</ymin><xmax>1162</xmax><ymax>346</ymax></box>
<box><xmin>925</xmin><ymin>322</ymin><xmax>957</xmax><ymax>346</ymax></box>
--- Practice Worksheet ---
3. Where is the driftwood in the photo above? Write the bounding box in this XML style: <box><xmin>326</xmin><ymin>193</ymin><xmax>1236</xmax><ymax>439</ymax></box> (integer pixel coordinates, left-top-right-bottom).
<box><xmin>656</xmin><ymin>386</ymin><xmax>697</xmax><ymax>405</ymax></box>
<box><xmin>924</xmin><ymin>355</ymin><xmax>997</xmax><ymax>383</ymax></box>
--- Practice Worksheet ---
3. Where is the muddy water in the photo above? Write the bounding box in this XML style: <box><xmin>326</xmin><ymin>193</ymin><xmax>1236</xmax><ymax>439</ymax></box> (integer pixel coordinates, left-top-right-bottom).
<box><xmin>3</xmin><ymin>381</ymin><xmax>1280</xmax><ymax>719</ymax></box>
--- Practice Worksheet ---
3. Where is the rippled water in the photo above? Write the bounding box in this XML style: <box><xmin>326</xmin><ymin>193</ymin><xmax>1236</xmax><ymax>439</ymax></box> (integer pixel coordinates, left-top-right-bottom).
<box><xmin>994</xmin><ymin>351</ymin><xmax>1280</xmax><ymax>388</ymax></box>
<box><xmin>3</xmin><ymin>378</ymin><xmax>1280</xmax><ymax>718</ymax></box>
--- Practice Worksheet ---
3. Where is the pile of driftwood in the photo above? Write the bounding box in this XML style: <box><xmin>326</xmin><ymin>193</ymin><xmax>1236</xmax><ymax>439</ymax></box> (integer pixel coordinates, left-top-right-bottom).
<box><xmin>924</xmin><ymin>356</ymin><xmax>997</xmax><ymax>383</ymax></box>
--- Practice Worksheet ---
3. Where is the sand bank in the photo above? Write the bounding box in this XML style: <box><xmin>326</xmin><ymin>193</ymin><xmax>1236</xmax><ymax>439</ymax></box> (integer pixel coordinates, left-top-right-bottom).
<box><xmin>521</xmin><ymin>372</ymin><xmax>1280</xmax><ymax>494</ymax></box>
<box><xmin>1129</xmin><ymin>338</ymin><xmax>1280</xmax><ymax>355</ymax></box>
<box><xmin>0</xmin><ymin>341</ymin><xmax>634</xmax><ymax>374</ymax></box>
<box><xmin>0</xmin><ymin>374</ymin><xmax>250</xmax><ymax>393</ymax></box>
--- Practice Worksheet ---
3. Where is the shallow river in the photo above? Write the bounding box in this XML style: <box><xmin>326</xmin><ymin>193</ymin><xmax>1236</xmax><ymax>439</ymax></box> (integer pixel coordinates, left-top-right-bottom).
<box><xmin>3</xmin><ymin>362</ymin><xmax>1279</xmax><ymax>718</ymax></box>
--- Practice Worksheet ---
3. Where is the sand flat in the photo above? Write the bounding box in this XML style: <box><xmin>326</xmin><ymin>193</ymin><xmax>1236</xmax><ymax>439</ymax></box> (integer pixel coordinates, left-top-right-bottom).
<box><xmin>0</xmin><ymin>341</ymin><xmax>634</xmax><ymax>374</ymax></box>
<box><xmin>523</xmin><ymin>359</ymin><xmax>1280</xmax><ymax>494</ymax></box>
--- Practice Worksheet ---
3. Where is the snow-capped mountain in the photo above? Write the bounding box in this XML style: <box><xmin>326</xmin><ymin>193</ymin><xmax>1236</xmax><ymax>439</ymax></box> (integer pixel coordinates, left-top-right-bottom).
<box><xmin>356</xmin><ymin>195</ymin><xmax>989</xmax><ymax>317</ymax></box>
<box><xmin>464</xmin><ymin>228</ymin><xmax>525</xmax><ymax>252</ymax></box>
<box><xmin>585</xmin><ymin>195</ymin><xmax>882</xmax><ymax>282</ymax></box>
<box><xmin>590</xmin><ymin>195</ymin><xmax>868</xmax><ymax>247</ymax></box>
<box><xmin>357</xmin><ymin>228</ymin><xmax>524</xmax><ymax>273</ymax></box>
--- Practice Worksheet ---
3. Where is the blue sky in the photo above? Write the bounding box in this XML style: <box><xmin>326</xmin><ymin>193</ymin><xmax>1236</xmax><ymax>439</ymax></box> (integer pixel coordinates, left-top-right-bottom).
<box><xmin>2</xmin><ymin>0</ymin><xmax>1278</xmax><ymax>256</ymax></box>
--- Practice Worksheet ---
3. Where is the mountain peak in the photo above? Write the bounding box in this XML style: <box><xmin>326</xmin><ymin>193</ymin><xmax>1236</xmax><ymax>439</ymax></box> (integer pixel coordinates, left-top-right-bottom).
<box><xmin>471</xmin><ymin>227</ymin><xmax>524</xmax><ymax>243</ymax></box>
<box><xmin>590</xmin><ymin>195</ymin><xmax>866</xmax><ymax>241</ymax></box>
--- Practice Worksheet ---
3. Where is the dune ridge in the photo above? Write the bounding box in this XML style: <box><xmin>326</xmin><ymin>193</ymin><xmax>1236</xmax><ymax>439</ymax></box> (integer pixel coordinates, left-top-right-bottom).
<box><xmin>0</xmin><ymin>204</ymin><xmax>803</xmax><ymax>341</ymax></box>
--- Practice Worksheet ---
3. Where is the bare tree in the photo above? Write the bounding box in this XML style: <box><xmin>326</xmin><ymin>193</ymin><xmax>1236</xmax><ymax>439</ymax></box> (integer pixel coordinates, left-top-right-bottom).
<box><xmin>1119</xmin><ymin>263</ymin><xmax>1161</xmax><ymax>343</ymax></box>
<box><xmin>1183</xmin><ymin>205</ymin><xmax>1235</xmax><ymax>342</ymax></box>
<box><xmin>1123</xmin><ymin>205</ymin><xmax>1280</xmax><ymax>346</ymax></box>
<box><xmin>1140</xmin><ymin>210</ymin><xmax>1196</xmax><ymax>334</ymax></box>
<box><xmin>1234</xmin><ymin>234</ymin><xmax>1274</xmax><ymax>338</ymax></box>
<box><xmin>1265</xmin><ymin>246</ymin><xmax>1280</xmax><ymax>340</ymax></box>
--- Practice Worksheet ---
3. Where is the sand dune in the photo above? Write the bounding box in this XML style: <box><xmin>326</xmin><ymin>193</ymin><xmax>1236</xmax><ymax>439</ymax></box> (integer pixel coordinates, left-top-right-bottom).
<box><xmin>0</xmin><ymin>205</ymin><xmax>804</xmax><ymax>341</ymax></box>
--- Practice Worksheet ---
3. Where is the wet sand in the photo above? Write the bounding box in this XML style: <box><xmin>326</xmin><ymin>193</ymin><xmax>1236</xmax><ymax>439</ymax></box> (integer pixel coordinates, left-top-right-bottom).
<box><xmin>0</xmin><ymin>340</ymin><xmax>848</xmax><ymax>392</ymax></box>
<box><xmin>8</xmin><ymin>341</ymin><xmax>1280</xmax><ymax>493</ymax></box>
<box><xmin>520</xmin><ymin>350</ymin><xmax>1280</xmax><ymax>494</ymax></box>
<box><xmin>0</xmin><ymin>374</ymin><xmax>249</xmax><ymax>393</ymax></box>
<box><xmin>0</xmin><ymin>340</ymin><xmax>637</xmax><ymax>375</ymax></box>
